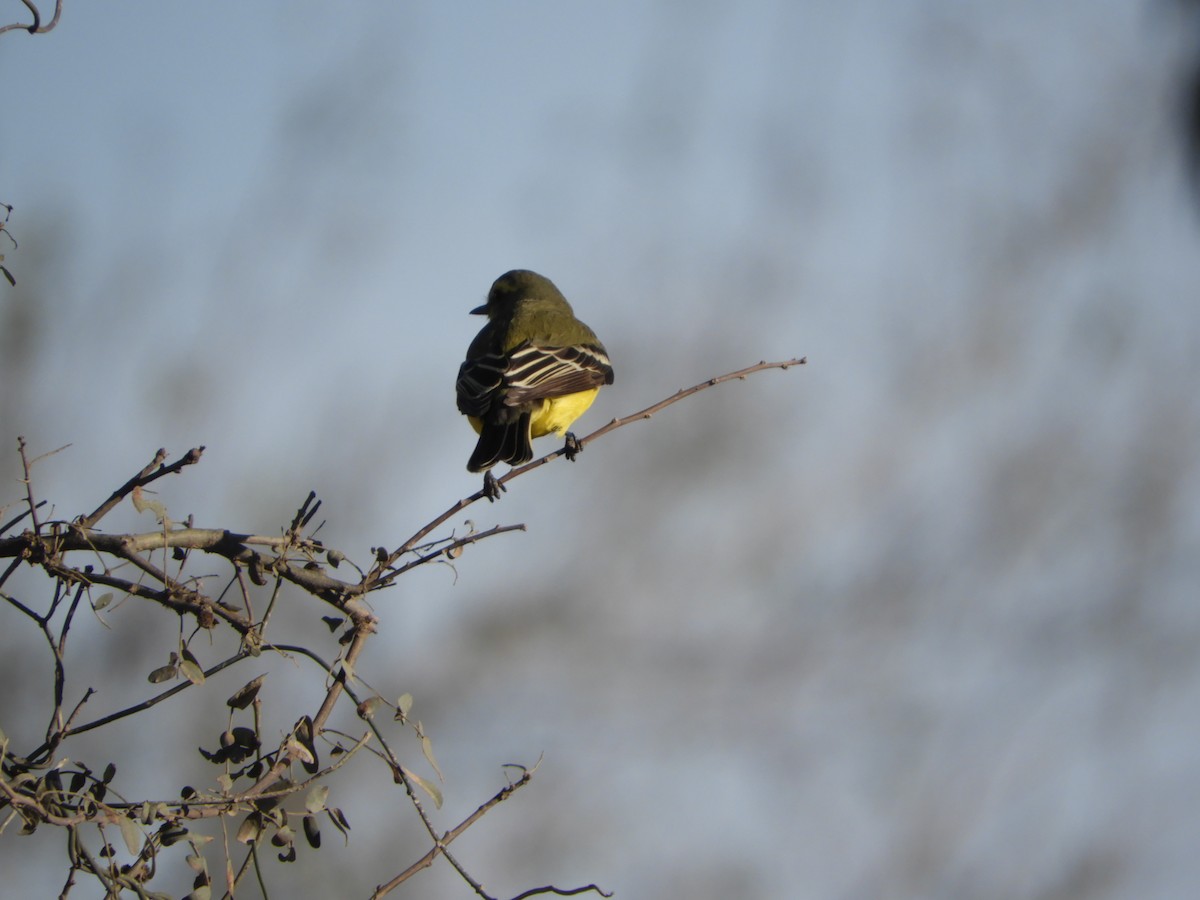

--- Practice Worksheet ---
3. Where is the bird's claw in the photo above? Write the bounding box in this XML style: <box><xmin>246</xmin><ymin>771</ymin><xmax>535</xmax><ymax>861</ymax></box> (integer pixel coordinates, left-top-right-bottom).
<box><xmin>482</xmin><ymin>470</ymin><xmax>506</xmax><ymax>502</ymax></box>
<box><xmin>563</xmin><ymin>432</ymin><xmax>583</xmax><ymax>462</ymax></box>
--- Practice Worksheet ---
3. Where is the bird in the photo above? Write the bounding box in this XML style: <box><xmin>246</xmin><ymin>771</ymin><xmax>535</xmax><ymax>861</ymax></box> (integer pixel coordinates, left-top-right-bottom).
<box><xmin>456</xmin><ymin>269</ymin><xmax>614</xmax><ymax>490</ymax></box>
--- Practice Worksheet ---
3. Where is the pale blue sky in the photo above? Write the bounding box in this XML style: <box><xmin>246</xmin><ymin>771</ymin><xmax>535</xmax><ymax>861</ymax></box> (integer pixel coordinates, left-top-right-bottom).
<box><xmin>4</xmin><ymin>2</ymin><xmax>1200</xmax><ymax>898</ymax></box>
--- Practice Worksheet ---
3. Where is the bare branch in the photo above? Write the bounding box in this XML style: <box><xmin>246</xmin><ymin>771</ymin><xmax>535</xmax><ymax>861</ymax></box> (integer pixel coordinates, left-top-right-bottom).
<box><xmin>371</xmin><ymin>763</ymin><xmax>540</xmax><ymax>898</ymax></box>
<box><xmin>0</xmin><ymin>499</ymin><xmax>47</xmax><ymax>536</ymax></box>
<box><xmin>76</xmin><ymin>446</ymin><xmax>205</xmax><ymax>529</ymax></box>
<box><xmin>383</xmin><ymin>356</ymin><xmax>807</xmax><ymax>571</ymax></box>
<box><xmin>1</xmin><ymin>357</ymin><xmax>801</xmax><ymax>897</ymax></box>
<box><xmin>0</xmin><ymin>0</ymin><xmax>64</xmax><ymax>36</ymax></box>
<box><xmin>16</xmin><ymin>437</ymin><xmax>45</xmax><ymax>535</ymax></box>
<box><xmin>508</xmin><ymin>884</ymin><xmax>614</xmax><ymax>900</ymax></box>
<box><xmin>499</xmin><ymin>356</ymin><xmax>807</xmax><ymax>489</ymax></box>
<box><xmin>372</xmin><ymin>522</ymin><xmax>526</xmax><ymax>591</ymax></box>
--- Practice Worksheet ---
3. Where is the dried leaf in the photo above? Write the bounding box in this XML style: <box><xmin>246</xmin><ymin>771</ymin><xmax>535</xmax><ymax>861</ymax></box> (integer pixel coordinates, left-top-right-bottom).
<box><xmin>396</xmin><ymin>693</ymin><xmax>414</xmax><ymax>720</ymax></box>
<box><xmin>160</xmin><ymin>824</ymin><xmax>189</xmax><ymax>846</ymax></box>
<box><xmin>402</xmin><ymin>767</ymin><xmax>443</xmax><ymax>809</ymax></box>
<box><xmin>292</xmin><ymin>716</ymin><xmax>318</xmax><ymax>774</ymax></box>
<box><xmin>326</xmin><ymin>807</ymin><xmax>351</xmax><ymax>836</ymax></box>
<box><xmin>226</xmin><ymin>674</ymin><xmax>266</xmax><ymax>710</ymax></box>
<box><xmin>148</xmin><ymin>664</ymin><xmax>178</xmax><ymax>684</ymax></box>
<box><xmin>304</xmin><ymin>785</ymin><xmax>329</xmax><ymax>814</ymax></box>
<box><xmin>119</xmin><ymin>814</ymin><xmax>141</xmax><ymax>855</ymax></box>
<box><xmin>180</xmin><ymin>647</ymin><xmax>205</xmax><ymax>685</ymax></box>
<box><xmin>235</xmin><ymin>814</ymin><xmax>261</xmax><ymax>845</ymax></box>
<box><xmin>302</xmin><ymin>815</ymin><xmax>321</xmax><ymax>849</ymax></box>
<box><xmin>179</xmin><ymin>659</ymin><xmax>206</xmax><ymax>685</ymax></box>
<box><xmin>287</xmin><ymin>739</ymin><xmax>314</xmax><ymax>767</ymax></box>
<box><xmin>43</xmin><ymin>768</ymin><xmax>63</xmax><ymax>795</ymax></box>
<box><xmin>131</xmin><ymin>485</ymin><xmax>168</xmax><ymax>523</ymax></box>
<box><xmin>421</xmin><ymin>735</ymin><xmax>443</xmax><ymax>782</ymax></box>
<box><xmin>242</xmin><ymin>630</ymin><xmax>263</xmax><ymax>657</ymax></box>
<box><xmin>356</xmin><ymin>697</ymin><xmax>382</xmax><ymax>720</ymax></box>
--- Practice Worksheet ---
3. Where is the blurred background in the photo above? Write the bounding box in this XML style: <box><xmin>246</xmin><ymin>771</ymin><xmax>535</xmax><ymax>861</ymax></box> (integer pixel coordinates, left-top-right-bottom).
<box><xmin>3</xmin><ymin>1</ymin><xmax>1200</xmax><ymax>897</ymax></box>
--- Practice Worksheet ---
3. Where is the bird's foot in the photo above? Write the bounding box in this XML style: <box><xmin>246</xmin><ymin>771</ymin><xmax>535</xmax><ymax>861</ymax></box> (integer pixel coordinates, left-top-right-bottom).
<box><xmin>563</xmin><ymin>432</ymin><xmax>583</xmax><ymax>462</ymax></box>
<box><xmin>482</xmin><ymin>470</ymin><xmax>506</xmax><ymax>502</ymax></box>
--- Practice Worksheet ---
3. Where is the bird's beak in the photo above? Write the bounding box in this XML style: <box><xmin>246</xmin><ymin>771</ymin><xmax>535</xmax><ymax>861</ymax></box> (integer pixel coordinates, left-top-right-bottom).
<box><xmin>469</xmin><ymin>304</ymin><xmax>488</xmax><ymax>316</ymax></box>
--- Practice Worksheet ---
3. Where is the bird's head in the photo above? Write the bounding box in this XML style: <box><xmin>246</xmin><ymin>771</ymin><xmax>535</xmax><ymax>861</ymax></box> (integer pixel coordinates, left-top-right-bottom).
<box><xmin>471</xmin><ymin>269</ymin><xmax>569</xmax><ymax>317</ymax></box>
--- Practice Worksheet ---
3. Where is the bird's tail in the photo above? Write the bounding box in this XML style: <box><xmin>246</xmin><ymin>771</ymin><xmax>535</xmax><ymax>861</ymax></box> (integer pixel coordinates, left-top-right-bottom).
<box><xmin>467</xmin><ymin>413</ymin><xmax>534</xmax><ymax>472</ymax></box>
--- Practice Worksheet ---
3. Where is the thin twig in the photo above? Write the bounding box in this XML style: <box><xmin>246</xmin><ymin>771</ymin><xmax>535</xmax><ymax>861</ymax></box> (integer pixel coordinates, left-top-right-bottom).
<box><xmin>500</xmin><ymin>356</ymin><xmax>807</xmax><ymax>489</ymax></box>
<box><xmin>17</xmin><ymin>437</ymin><xmax>44</xmax><ymax>536</ymax></box>
<box><xmin>0</xmin><ymin>586</ymin><xmax>41</xmax><ymax>622</ymax></box>
<box><xmin>22</xmin><ymin>652</ymin><xmax>251</xmax><ymax>766</ymax></box>
<box><xmin>372</xmin><ymin>523</ymin><xmax>526</xmax><ymax>591</ymax></box>
<box><xmin>0</xmin><ymin>499</ymin><xmax>47</xmax><ymax>536</ymax></box>
<box><xmin>371</xmin><ymin>763</ymin><xmax>540</xmax><ymax>898</ymax></box>
<box><xmin>385</xmin><ymin>357</ymin><xmax>807</xmax><ymax>568</ymax></box>
<box><xmin>0</xmin><ymin>0</ymin><xmax>63</xmax><ymax>35</ymax></box>
<box><xmin>237</xmin><ymin>626</ymin><xmax>373</xmax><ymax>804</ymax></box>
<box><xmin>76</xmin><ymin>446</ymin><xmax>204</xmax><ymax>530</ymax></box>
<box><xmin>507</xmin><ymin>885</ymin><xmax>614</xmax><ymax>900</ymax></box>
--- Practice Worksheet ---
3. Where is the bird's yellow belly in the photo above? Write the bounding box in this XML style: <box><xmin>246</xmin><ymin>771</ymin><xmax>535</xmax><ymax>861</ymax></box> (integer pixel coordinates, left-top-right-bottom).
<box><xmin>530</xmin><ymin>388</ymin><xmax>600</xmax><ymax>437</ymax></box>
<box><xmin>468</xmin><ymin>388</ymin><xmax>600</xmax><ymax>438</ymax></box>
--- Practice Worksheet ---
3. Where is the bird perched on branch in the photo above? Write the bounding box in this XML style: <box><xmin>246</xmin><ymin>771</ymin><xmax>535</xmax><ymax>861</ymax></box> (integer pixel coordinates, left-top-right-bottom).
<box><xmin>456</xmin><ymin>270</ymin><xmax>614</xmax><ymax>493</ymax></box>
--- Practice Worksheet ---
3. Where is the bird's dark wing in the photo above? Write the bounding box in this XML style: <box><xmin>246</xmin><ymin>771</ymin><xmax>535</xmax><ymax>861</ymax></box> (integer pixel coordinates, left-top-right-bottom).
<box><xmin>499</xmin><ymin>342</ymin><xmax>614</xmax><ymax>406</ymax></box>
<box><xmin>456</xmin><ymin>351</ymin><xmax>508</xmax><ymax>418</ymax></box>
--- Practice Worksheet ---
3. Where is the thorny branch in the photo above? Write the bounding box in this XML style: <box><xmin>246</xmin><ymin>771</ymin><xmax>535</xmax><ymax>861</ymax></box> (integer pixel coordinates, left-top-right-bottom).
<box><xmin>0</xmin><ymin>357</ymin><xmax>804</xmax><ymax>898</ymax></box>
